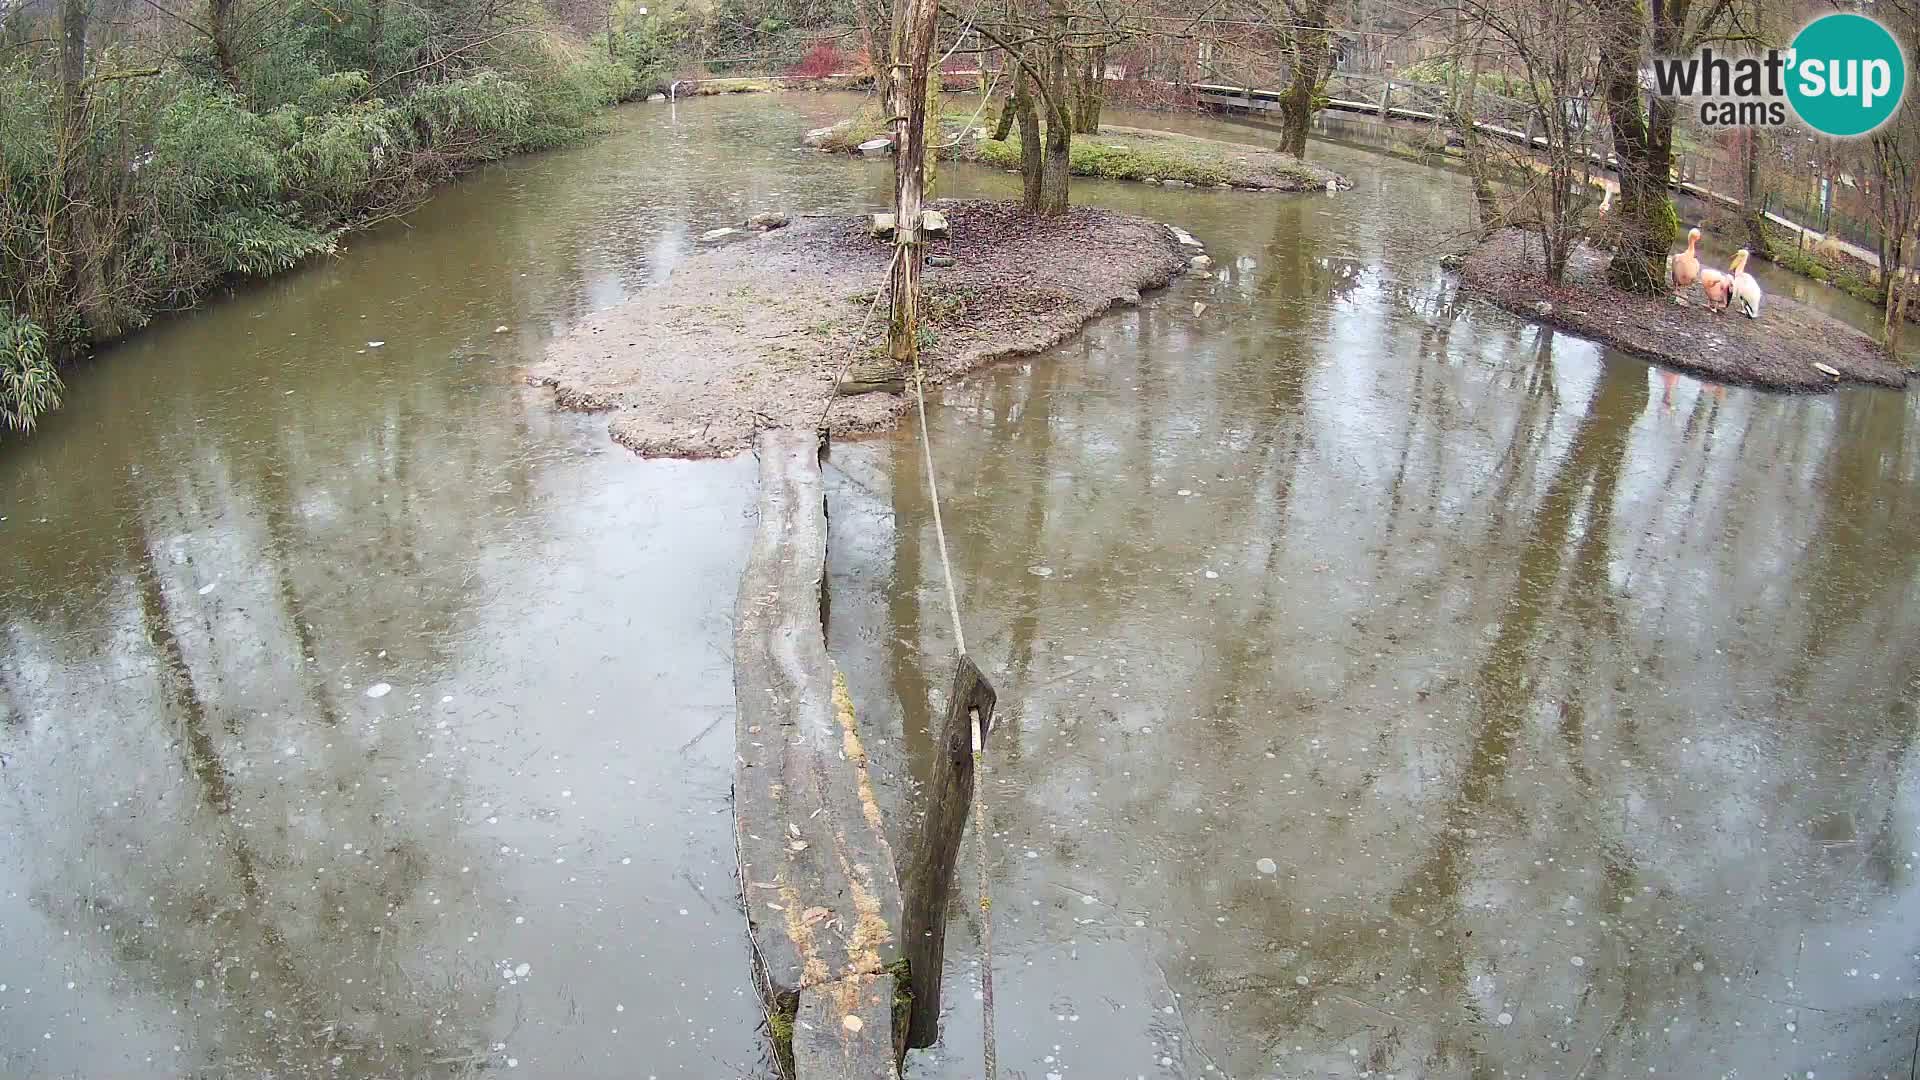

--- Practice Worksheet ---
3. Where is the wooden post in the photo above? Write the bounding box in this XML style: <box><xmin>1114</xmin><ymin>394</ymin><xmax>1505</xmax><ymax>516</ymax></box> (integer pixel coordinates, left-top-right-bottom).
<box><xmin>1379</xmin><ymin>79</ymin><xmax>1392</xmax><ymax>120</ymax></box>
<box><xmin>899</xmin><ymin>654</ymin><xmax>997</xmax><ymax>1049</ymax></box>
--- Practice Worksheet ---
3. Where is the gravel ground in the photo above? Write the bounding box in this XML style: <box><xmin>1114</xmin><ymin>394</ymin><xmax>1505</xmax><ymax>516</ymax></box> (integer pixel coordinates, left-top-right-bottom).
<box><xmin>529</xmin><ymin>200</ymin><xmax>1191</xmax><ymax>457</ymax></box>
<box><xmin>1458</xmin><ymin>229</ymin><xmax>1910</xmax><ymax>392</ymax></box>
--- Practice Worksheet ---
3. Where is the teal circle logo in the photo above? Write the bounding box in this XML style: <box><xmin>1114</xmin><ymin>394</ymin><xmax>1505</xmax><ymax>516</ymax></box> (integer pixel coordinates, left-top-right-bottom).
<box><xmin>1787</xmin><ymin>14</ymin><xmax>1906</xmax><ymax>137</ymax></box>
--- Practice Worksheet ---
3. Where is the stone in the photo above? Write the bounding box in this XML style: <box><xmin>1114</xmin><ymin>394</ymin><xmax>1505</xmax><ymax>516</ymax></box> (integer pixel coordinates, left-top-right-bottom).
<box><xmin>856</xmin><ymin>137</ymin><xmax>893</xmax><ymax>158</ymax></box>
<box><xmin>1143</xmin><ymin>177</ymin><xmax>1161</xmax><ymax>185</ymax></box>
<box><xmin>1533</xmin><ymin>300</ymin><xmax>1554</xmax><ymax>316</ymax></box>
<box><xmin>803</xmin><ymin>125</ymin><xmax>837</xmax><ymax>147</ymax></box>
<box><xmin>1165</xmin><ymin>224</ymin><xmax>1204</xmax><ymax>248</ymax></box>
<box><xmin>646</xmin><ymin>92</ymin><xmax>666</xmax><ymax>103</ymax></box>
<box><xmin>974</xmin><ymin>126</ymin><xmax>990</xmax><ymax>138</ymax></box>
<box><xmin>1188</xmin><ymin>254</ymin><xmax>1214</xmax><ymax>272</ymax></box>
<box><xmin>1438</xmin><ymin>252</ymin><xmax>1466</xmax><ymax>270</ymax></box>
<box><xmin>1214</xmin><ymin>183</ymin><xmax>1233</xmax><ymax>189</ymax></box>
<box><xmin>746</xmin><ymin>211</ymin><xmax>790</xmax><ymax>231</ymax></box>
<box><xmin>871</xmin><ymin>211</ymin><xmax>946</xmax><ymax>240</ymax></box>
<box><xmin>838</xmin><ymin>355</ymin><xmax>903</xmax><ymax>395</ymax></box>
<box><xmin>1813</xmin><ymin>361</ymin><xmax>1841</xmax><ymax>377</ymax></box>
<box><xmin>699</xmin><ymin>227</ymin><xmax>742</xmax><ymax>242</ymax></box>
<box><xmin>926</xmin><ymin>254</ymin><xmax>955</xmax><ymax>268</ymax></box>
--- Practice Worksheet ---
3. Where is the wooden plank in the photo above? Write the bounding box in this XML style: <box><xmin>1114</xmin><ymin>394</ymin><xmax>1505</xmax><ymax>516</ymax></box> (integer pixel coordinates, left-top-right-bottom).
<box><xmin>899</xmin><ymin>654</ymin><xmax>997</xmax><ymax>1048</ymax></box>
<box><xmin>794</xmin><ymin>975</ymin><xmax>901</xmax><ymax>1079</ymax></box>
<box><xmin>734</xmin><ymin>429</ymin><xmax>903</xmax><ymax>1075</ymax></box>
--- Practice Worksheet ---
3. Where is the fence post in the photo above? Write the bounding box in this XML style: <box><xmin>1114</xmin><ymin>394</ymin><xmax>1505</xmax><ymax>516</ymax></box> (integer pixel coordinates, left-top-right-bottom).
<box><xmin>899</xmin><ymin>654</ymin><xmax>997</xmax><ymax>1049</ymax></box>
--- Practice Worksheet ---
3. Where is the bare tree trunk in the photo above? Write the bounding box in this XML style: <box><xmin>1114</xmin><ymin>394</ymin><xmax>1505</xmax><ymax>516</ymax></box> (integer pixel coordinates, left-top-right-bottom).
<box><xmin>1456</xmin><ymin>49</ymin><xmax>1500</xmax><ymax>236</ymax></box>
<box><xmin>50</xmin><ymin>0</ymin><xmax>88</xmax><ymax>323</ymax></box>
<box><xmin>208</xmin><ymin>0</ymin><xmax>241</xmax><ymax>89</ymax></box>
<box><xmin>60</xmin><ymin>0</ymin><xmax>86</xmax><ymax>122</ymax></box>
<box><xmin>1742</xmin><ymin>127</ymin><xmax>1770</xmax><ymax>255</ymax></box>
<box><xmin>1071</xmin><ymin>43</ymin><xmax>1105</xmax><ymax>133</ymax></box>
<box><xmin>1277</xmin><ymin>0</ymin><xmax>1330</xmax><ymax>157</ymax></box>
<box><xmin>1036</xmin><ymin>28</ymin><xmax>1071</xmax><ymax>216</ymax></box>
<box><xmin>1885</xmin><ymin>164</ymin><xmax>1920</xmax><ymax>345</ymax></box>
<box><xmin>371</xmin><ymin>0</ymin><xmax>389</xmax><ymax>79</ymax></box>
<box><xmin>885</xmin><ymin>0</ymin><xmax>938</xmax><ymax>364</ymax></box>
<box><xmin>1015</xmin><ymin>48</ymin><xmax>1043</xmax><ymax>211</ymax></box>
<box><xmin>1595</xmin><ymin>0</ymin><xmax>1670</xmax><ymax>295</ymax></box>
<box><xmin>991</xmin><ymin>80</ymin><xmax>1017</xmax><ymax>139</ymax></box>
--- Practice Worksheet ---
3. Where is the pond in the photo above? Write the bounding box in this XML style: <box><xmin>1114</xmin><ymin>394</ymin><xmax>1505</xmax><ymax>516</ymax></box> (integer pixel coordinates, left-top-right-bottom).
<box><xmin>2</xmin><ymin>91</ymin><xmax>1915</xmax><ymax>1079</ymax></box>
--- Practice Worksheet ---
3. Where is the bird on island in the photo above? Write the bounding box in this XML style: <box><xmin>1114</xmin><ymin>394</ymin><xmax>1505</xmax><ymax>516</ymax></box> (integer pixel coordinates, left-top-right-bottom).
<box><xmin>1670</xmin><ymin>227</ymin><xmax>1703</xmax><ymax>291</ymax></box>
<box><xmin>1700</xmin><ymin>265</ymin><xmax>1733</xmax><ymax>312</ymax></box>
<box><xmin>1728</xmin><ymin>248</ymin><xmax>1762</xmax><ymax>318</ymax></box>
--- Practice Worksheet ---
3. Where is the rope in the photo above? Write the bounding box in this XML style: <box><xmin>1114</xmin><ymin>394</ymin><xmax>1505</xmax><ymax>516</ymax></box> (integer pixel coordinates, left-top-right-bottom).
<box><xmin>910</xmin><ymin>363</ymin><xmax>966</xmax><ymax>655</ymax></box>
<box><xmin>909</xmin><ymin>357</ymin><xmax>996</xmax><ymax>1080</ymax></box>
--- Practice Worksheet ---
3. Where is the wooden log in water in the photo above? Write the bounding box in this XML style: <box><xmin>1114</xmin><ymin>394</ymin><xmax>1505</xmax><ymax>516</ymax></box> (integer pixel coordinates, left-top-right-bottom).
<box><xmin>734</xmin><ymin>428</ymin><xmax>904</xmax><ymax>1078</ymax></box>
<box><xmin>899</xmin><ymin>653</ymin><xmax>997</xmax><ymax>1048</ymax></box>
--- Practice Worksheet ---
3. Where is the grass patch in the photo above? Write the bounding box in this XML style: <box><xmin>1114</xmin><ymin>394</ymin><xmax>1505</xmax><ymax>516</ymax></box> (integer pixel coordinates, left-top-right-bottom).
<box><xmin>767</xmin><ymin>996</ymin><xmax>798</xmax><ymax>1077</ymax></box>
<box><xmin>960</xmin><ymin>127</ymin><xmax>1340</xmax><ymax>190</ymax></box>
<box><xmin>689</xmin><ymin>77</ymin><xmax>780</xmax><ymax>95</ymax></box>
<box><xmin>1761</xmin><ymin>223</ymin><xmax>1886</xmax><ymax>306</ymax></box>
<box><xmin>887</xmin><ymin>957</ymin><xmax>913</xmax><ymax>1057</ymax></box>
<box><xmin>817</xmin><ymin>104</ymin><xmax>890</xmax><ymax>153</ymax></box>
<box><xmin>974</xmin><ymin>133</ymin><xmax>1230</xmax><ymax>186</ymax></box>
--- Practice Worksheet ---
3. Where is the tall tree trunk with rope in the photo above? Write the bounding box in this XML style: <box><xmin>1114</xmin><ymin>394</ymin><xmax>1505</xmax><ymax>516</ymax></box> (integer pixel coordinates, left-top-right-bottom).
<box><xmin>885</xmin><ymin>0</ymin><xmax>939</xmax><ymax>365</ymax></box>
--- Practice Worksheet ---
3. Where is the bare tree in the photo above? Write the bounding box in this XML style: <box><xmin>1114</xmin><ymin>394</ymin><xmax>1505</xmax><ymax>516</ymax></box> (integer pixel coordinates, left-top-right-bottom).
<box><xmin>1455</xmin><ymin>0</ymin><xmax>1603</xmax><ymax>282</ymax></box>
<box><xmin>1869</xmin><ymin>0</ymin><xmax>1920</xmax><ymax>345</ymax></box>
<box><xmin>1589</xmin><ymin>0</ymin><xmax>1744</xmax><ymax>294</ymax></box>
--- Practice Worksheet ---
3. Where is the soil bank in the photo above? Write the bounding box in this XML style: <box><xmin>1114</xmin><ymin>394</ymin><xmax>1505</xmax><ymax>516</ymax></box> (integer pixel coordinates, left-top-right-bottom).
<box><xmin>530</xmin><ymin>199</ymin><xmax>1192</xmax><ymax>457</ymax></box>
<box><xmin>810</xmin><ymin>115</ymin><xmax>1348</xmax><ymax>191</ymax></box>
<box><xmin>1457</xmin><ymin>229</ymin><xmax>1910</xmax><ymax>392</ymax></box>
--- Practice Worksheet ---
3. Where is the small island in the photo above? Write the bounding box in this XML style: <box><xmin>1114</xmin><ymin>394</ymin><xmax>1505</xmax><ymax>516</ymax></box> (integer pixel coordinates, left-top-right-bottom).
<box><xmin>1456</xmin><ymin>229</ymin><xmax>1911</xmax><ymax>392</ymax></box>
<box><xmin>530</xmin><ymin>200</ymin><xmax>1202</xmax><ymax>457</ymax></box>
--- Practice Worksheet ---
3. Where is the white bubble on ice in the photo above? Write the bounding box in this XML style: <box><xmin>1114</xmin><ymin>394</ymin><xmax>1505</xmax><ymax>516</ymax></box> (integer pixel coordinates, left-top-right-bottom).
<box><xmin>197</xmin><ymin>582</ymin><xmax>217</xmax><ymax>596</ymax></box>
<box><xmin>365</xmin><ymin>683</ymin><xmax>392</xmax><ymax>699</ymax></box>
<box><xmin>1256</xmin><ymin>858</ymin><xmax>1278</xmax><ymax>875</ymax></box>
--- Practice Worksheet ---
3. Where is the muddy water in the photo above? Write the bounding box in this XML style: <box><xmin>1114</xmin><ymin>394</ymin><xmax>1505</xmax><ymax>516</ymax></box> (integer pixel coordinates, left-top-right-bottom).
<box><xmin>0</xmin><ymin>93</ymin><xmax>898</xmax><ymax>1079</ymax></box>
<box><xmin>825</xmin><ymin>117</ymin><xmax>1920</xmax><ymax>1076</ymax></box>
<box><xmin>1</xmin><ymin>90</ymin><xmax>1914</xmax><ymax>1080</ymax></box>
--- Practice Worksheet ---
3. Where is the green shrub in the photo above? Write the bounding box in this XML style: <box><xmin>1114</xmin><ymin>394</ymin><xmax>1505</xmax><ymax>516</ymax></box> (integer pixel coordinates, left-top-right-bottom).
<box><xmin>1</xmin><ymin>0</ymin><xmax>683</xmax><ymax>425</ymax></box>
<box><xmin>0</xmin><ymin>308</ymin><xmax>61</xmax><ymax>436</ymax></box>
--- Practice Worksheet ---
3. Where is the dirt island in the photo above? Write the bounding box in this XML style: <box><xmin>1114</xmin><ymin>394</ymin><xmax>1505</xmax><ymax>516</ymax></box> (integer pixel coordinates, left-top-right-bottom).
<box><xmin>530</xmin><ymin>199</ymin><xmax>1199</xmax><ymax>457</ymax></box>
